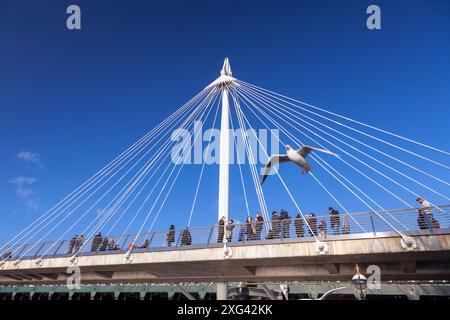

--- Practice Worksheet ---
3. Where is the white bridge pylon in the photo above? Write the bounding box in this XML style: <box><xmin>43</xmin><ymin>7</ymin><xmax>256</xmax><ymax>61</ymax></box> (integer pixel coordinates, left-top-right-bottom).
<box><xmin>1</xmin><ymin>58</ymin><xmax>449</xmax><ymax>271</ymax></box>
<box><xmin>216</xmin><ymin>58</ymin><xmax>233</xmax><ymax>299</ymax></box>
<box><xmin>217</xmin><ymin>58</ymin><xmax>233</xmax><ymax>230</ymax></box>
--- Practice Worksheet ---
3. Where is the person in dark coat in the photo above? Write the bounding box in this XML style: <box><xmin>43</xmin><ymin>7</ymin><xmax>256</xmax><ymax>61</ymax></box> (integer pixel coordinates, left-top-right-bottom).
<box><xmin>245</xmin><ymin>216</ymin><xmax>255</xmax><ymax>241</ymax></box>
<box><xmin>74</xmin><ymin>235</ymin><xmax>84</xmax><ymax>253</ymax></box>
<box><xmin>218</xmin><ymin>216</ymin><xmax>226</xmax><ymax>243</ymax></box>
<box><xmin>91</xmin><ymin>232</ymin><xmax>102</xmax><ymax>252</ymax></box>
<box><xmin>67</xmin><ymin>235</ymin><xmax>78</xmax><ymax>254</ymax></box>
<box><xmin>280</xmin><ymin>209</ymin><xmax>291</xmax><ymax>238</ymax></box>
<box><xmin>167</xmin><ymin>224</ymin><xmax>175</xmax><ymax>246</ymax></box>
<box><xmin>181</xmin><ymin>228</ymin><xmax>192</xmax><ymax>246</ymax></box>
<box><xmin>306</xmin><ymin>213</ymin><xmax>318</xmax><ymax>236</ymax></box>
<box><xmin>329</xmin><ymin>207</ymin><xmax>340</xmax><ymax>235</ymax></box>
<box><xmin>254</xmin><ymin>212</ymin><xmax>264</xmax><ymax>240</ymax></box>
<box><xmin>99</xmin><ymin>237</ymin><xmax>109</xmax><ymax>251</ymax></box>
<box><xmin>271</xmin><ymin>211</ymin><xmax>281</xmax><ymax>239</ymax></box>
<box><xmin>226</xmin><ymin>219</ymin><xmax>235</xmax><ymax>242</ymax></box>
<box><xmin>108</xmin><ymin>239</ymin><xmax>118</xmax><ymax>250</ymax></box>
<box><xmin>294</xmin><ymin>214</ymin><xmax>304</xmax><ymax>238</ymax></box>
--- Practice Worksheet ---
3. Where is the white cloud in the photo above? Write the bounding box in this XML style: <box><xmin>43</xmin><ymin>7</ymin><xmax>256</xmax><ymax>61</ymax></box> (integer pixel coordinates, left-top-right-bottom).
<box><xmin>9</xmin><ymin>177</ymin><xmax>37</xmax><ymax>186</ymax></box>
<box><xmin>16</xmin><ymin>151</ymin><xmax>43</xmax><ymax>167</ymax></box>
<box><xmin>9</xmin><ymin>176</ymin><xmax>39</xmax><ymax>211</ymax></box>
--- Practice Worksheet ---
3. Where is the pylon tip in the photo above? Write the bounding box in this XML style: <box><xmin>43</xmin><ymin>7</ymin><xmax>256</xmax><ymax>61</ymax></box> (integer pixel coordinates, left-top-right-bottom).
<box><xmin>221</xmin><ymin>58</ymin><xmax>233</xmax><ymax>77</ymax></box>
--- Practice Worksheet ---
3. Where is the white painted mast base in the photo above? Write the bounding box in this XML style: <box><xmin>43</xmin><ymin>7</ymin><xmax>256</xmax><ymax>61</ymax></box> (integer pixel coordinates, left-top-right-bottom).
<box><xmin>217</xmin><ymin>282</ymin><xmax>229</xmax><ymax>300</ymax></box>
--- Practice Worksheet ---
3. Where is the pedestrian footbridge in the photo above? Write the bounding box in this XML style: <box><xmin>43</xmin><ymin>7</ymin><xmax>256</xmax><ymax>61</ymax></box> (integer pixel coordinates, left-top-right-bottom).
<box><xmin>1</xmin><ymin>59</ymin><xmax>449</xmax><ymax>299</ymax></box>
<box><xmin>1</xmin><ymin>206</ymin><xmax>449</xmax><ymax>285</ymax></box>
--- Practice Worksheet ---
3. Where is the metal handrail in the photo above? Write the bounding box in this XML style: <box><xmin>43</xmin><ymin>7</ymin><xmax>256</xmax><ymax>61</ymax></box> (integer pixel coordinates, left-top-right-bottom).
<box><xmin>1</xmin><ymin>205</ymin><xmax>449</xmax><ymax>262</ymax></box>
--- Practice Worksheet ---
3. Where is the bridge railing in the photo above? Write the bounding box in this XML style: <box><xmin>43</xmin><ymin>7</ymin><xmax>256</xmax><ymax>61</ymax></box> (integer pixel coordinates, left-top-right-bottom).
<box><xmin>1</xmin><ymin>205</ymin><xmax>449</xmax><ymax>261</ymax></box>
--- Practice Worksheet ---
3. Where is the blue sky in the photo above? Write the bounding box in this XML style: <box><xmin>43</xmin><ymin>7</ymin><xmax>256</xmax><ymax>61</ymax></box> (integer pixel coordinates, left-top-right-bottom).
<box><xmin>0</xmin><ymin>0</ymin><xmax>449</xmax><ymax>243</ymax></box>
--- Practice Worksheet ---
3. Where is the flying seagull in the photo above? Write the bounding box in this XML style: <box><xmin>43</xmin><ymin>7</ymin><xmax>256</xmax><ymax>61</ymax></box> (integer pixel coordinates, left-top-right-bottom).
<box><xmin>260</xmin><ymin>145</ymin><xmax>339</xmax><ymax>185</ymax></box>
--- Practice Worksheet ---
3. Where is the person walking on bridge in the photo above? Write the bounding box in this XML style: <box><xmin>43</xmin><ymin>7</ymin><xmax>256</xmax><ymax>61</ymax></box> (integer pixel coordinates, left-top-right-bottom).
<box><xmin>218</xmin><ymin>216</ymin><xmax>226</xmax><ymax>243</ymax></box>
<box><xmin>226</xmin><ymin>219</ymin><xmax>235</xmax><ymax>242</ymax></box>
<box><xmin>108</xmin><ymin>239</ymin><xmax>119</xmax><ymax>250</ymax></box>
<box><xmin>329</xmin><ymin>207</ymin><xmax>340</xmax><ymax>235</ymax></box>
<box><xmin>280</xmin><ymin>209</ymin><xmax>291</xmax><ymax>238</ymax></box>
<box><xmin>254</xmin><ymin>212</ymin><xmax>264</xmax><ymax>240</ymax></box>
<box><xmin>307</xmin><ymin>213</ymin><xmax>318</xmax><ymax>237</ymax></box>
<box><xmin>167</xmin><ymin>224</ymin><xmax>175</xmax><ymax>246</ymax></box>
<box><xmin>91</xmin><ymin>232</ymin><xmax>103</xmax><ymax>252</ymax></box>
<box><xmin>245</xmin><ymin>216</ymin><xmax>256</xmax><ymax>241</ymax></box>
<box><xmin>416</xmin><ymin>197</ymin><xmax>435</xmax><ymax>229</ymax></box>
<box><xmin>294</xmin><ymin>214</ymin><xmax>304</xmax><ymax>238</ymax></box>
<box><xmin>74</xmin><ymin>235</ymin><xmax>84</xmax><ymax>253</ymax></box>
<box><xmin>271</xmin><ymin>211</ymin><xmax>281</xmax><ymax>239</ymax></box>
<box><xmin>181</xmin><ymin>228</ymin><xmax>192</xmax><ymax>246</ymax></box>
<box><xmin>99</xmin><ymin>236</ymin><xmax>109</xmax><ymax>251</ymax></box>
<box><xmin>67</xmin><ymin>235</ymin><xmax>78</xmax><ymax>254</ymax></box>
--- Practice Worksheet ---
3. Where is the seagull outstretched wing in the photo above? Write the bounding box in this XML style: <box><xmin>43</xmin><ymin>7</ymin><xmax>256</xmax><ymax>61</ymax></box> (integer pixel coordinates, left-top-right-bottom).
<box><xmin>260</xmin><ymin>154</ymin><xmax>290</xmax><ymax>185</ymax></box>
<box><xmin>297</xmin><ymin>146</ymin><xmax>339</xmax><ymax>158</ymax></box>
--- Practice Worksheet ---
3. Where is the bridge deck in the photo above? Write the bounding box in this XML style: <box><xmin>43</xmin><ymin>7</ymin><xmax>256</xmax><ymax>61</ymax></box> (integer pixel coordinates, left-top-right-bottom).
<box><xmin>1</xmin><ymin>205</ymin><xmax>449</xmax><ymax>263</ymax></box>
<box><xmin>1</xmin><ymin>206</ymin><xmax>449</xmax><ymax>285</ymax></box>
<box><xmin>0</xmin><ymin>228</ymin><xmax>449</xmax><ymax>285</ymax></box>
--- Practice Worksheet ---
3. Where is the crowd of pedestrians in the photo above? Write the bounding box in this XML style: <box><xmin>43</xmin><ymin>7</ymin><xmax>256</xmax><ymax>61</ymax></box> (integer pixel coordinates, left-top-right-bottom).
<box><xmin>214</xmin><ymin>206</ymin><xmax>351</xmax><ymax>242</ymax></box>
<box><xmin>61</xmin><ymin>206</ymin><xmax>354</xmax><ymax>253</ymax></box>
<box><xmin>61</xmin><ymin>197</ymin><xmax>439</xmax><ymax>254</ymax></box>
<box><xmin>0</xmin><ymin>196</ymin><xmax>442</xmax><ymax>263</ymax></box>
<box><xmin>66</xmin><ymin>235</ymin><xmax>85</xmax><ymax>254</ymax></box>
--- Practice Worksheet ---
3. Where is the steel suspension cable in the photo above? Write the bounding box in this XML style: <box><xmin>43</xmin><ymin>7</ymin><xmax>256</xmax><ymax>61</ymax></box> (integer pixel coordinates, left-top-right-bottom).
<box><xmin>239</xmin><ymin>83</ymin><xmax>449</xmax><ymax>187</ymax></box>
<box><xmin>76</xmin><ymin>89</ymin><xmax>220</xmax><ymax>256</ymax></box>
<box><xmin>0</xmin><ymin>88</ymin><xmax>210</xmax><ymax>257</ymax></box>
<box><xmin>237</xmin><ymin>79</ymin><xmax>450</xmax><ymax>157</ymax></box>
<box><xmin>235</xmin><ymin>88</ymin><xmax>407</xmax><ymax>235</ymax></box>
<box><xmin>230</xmin><ymin>89</ymin><xmax>271</xmax><ymax>224</ymax></box>
<box><xmin>233</xmin><ymin>90</ymin><xmax>320</xmax><ymax>242</ymax></box>
<box><xmin>236</xmin><ymin>88</ymin><xmax>371</xmax><ymax>232</ymax></box>
<box><xmin>187</xmin><ymin>93</ymin><xmax>221</xmax><ymax>227</ymax></box>
<box><xmin>22</xmin><ymin>88</ymin><xmax>214</xmax><ymax>261</ymax></box>
<box><xmin>238</xmin><ymin>85</ymin><xmax>449</xmax><ymax>208</ymax></box>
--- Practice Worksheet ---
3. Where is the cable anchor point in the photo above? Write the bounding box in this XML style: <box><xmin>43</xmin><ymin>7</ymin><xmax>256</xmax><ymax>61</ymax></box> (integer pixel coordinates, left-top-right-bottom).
<box><xmin>223</xmin><ymin>242</ymin><xmax>232</xmax><ymax>259</ymax></box>
<box><xmin>316</xmin><ymin>241</ymin><xmax>329</xmax><ymax>255</ymax></box>
<box><xmin>35</xmin><ymin>258</ymin><xmax>44</xmax><ymax>267</ymax></box>
<box><xmin>13</xmin><ymin>259</ymin><xmax>21</xmax><ymax>268</ymax></box>
<box><xmin>69</xmin><ymin>255</ymin><xmax>78</xmax><ymax>266</ymax></box>
<box><xmin>401</xmin><ymin>236</ymin><xmax>417</xmax><ymax>251</ymax></box>
<box><xmin>125</xmin><ymin>251</ymin><xmax>134</xmax><ymax>263</ymax></box>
